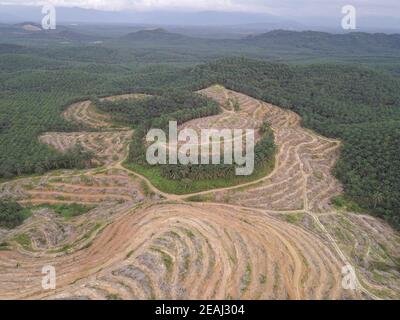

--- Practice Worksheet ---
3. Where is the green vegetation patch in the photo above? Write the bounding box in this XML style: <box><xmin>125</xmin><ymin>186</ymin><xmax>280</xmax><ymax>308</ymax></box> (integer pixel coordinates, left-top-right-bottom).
<box><xmin>331</xmin><ymin>195</ymin><xmax>364</xmax><ymax>213</ymax></box>
<box><xmin>140</xmin><ymin>180</ymin><xmax>155</xmax><ymax>197</ymax></box>
<box><xmin>284</xmin><ymin>213</ymin><xmax>305</xmax><ymax>225</ymax></box>
<box><xmin>0</xmin><ymin>201</ymin><xmax>32</xmax><ymax>229</ymax></box>
<box><xmin>40</xmin><ymin>203</ymin><xmax>94</xmax><ymax>219</ymax></box>
<box><xmin>14</xmin><ymin>233</ymin><xmax>32</xmax><ymax>251</ymax></box>
<box><xmin>124</xmin><ymin>160</ymin><xmax>274</xmax><ymax>195</ymax></box>
<box><xmin>106</xmin><ymin>293</ymin><xmax>122</xmax><ymax>300</ymax></box>
<box><xmin>186</xmin><ymin>194</ymin><xmax>214</xmax><ymax>202</ymax></box>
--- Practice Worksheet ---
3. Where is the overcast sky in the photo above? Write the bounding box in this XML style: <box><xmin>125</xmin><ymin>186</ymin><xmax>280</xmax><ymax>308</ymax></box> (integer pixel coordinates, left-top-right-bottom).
<box><xmin>0</xmin><ymin>0</ymin><xmax>399</xmax><ymax>17</ymax></box>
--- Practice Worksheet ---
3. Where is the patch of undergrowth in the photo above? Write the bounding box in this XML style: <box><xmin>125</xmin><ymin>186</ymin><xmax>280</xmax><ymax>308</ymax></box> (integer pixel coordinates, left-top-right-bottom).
<box><xmin>140</xmin><ymin>180</ymin><xmax>155</xmax><ymax>197</ymax></box>
<box><xmin>259</xmin><ymin>274</ymin><xmax>267</xmax><ymax>285</ymax></box>
<box><xmin>125</xmin><ymin>250</ymin><xmax>134</xmax><ymax>259</ymax></box>
<box><xmin>49</xmin><ymin>243</ymin><xmax>73</xmax><ymax>254</ymax></box>
<box><xmin>284</xmin><ymin>213</ymin><xmax>305</xmax><ymax>225</ymax></box>
<box><xmin>106</xmin><ymin>293</ymin><xmax>122</xmax><ymax>300</ymax></box>
<box><xmin>331</xmin><ymin>195</ymin><xmax>364</xmax><ymax>213</ymax></box>
<box><xmin>82</xmin><ymin>223</ymin><xmax>104</xmax><ymax>241</ymax></box>
<box><xmin>369</xmin><ymin>260</ymin><xmax>400</xmax><ymax>273</ymax></box>
<box><xmin>186</xmin><ymin>194</ymin><xmax>214</xmax><ymax>202</ymax></box>
<box><xmin>151</xmin><ymin>247</ymin><xmax>174</xmax><ymax>275</ymax></box>
<box><xmin>14</xmin><ymin>234</ymin><xmax>32</xmax><ymax>251</ymax></box>
<box><xmin>0</xmin><ymin>201</ymin><xmax>32</xmax><ymax>229</ymax></box>
<box><xmin>240</xmin><ymin>263</ymin><xmax>252</xmax><ymax>295</ymax></box>
<box><xmin>39</xmin><ymin>203</ymin><xmax>94</xmax><ymax>219</ymax></box>
<box><xmin>0</xmin><ymin>242</ymin><xmax>10</xmax><ymax>251</ymax></box>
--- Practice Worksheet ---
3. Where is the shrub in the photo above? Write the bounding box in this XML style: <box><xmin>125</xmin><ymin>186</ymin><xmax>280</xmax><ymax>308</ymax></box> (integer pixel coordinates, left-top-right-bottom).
<box><xmin>0</xmin><ymin>201</ymin><xmax>27</xmax><ymax>229</ymax></box>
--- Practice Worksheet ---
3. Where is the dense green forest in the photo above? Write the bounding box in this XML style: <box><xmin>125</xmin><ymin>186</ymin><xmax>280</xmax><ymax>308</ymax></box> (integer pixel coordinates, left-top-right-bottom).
<box><xmin>95</xmin><ymin>90</ymin><xmax>220</xmax><ymax>128</ymax></box>
<box><xmin>1</xmin><ymin>26</ymin><xmax>400</xmax><ymax>226</ymax></box>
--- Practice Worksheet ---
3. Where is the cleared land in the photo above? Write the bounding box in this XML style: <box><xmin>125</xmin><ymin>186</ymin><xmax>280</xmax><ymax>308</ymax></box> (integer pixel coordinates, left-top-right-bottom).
<box><xmin>198</xmin><ymin>87</ymin><xmax>342</xmax><ymax>213</ymax></box>
<box><xmin>155</xmin><ymin>86</ymin><xmax>266</xmax><ymax>157</ymax></box>
<box><xmin>186</xmin><ymin>85</ymin><xmax>267</xmax><ymax>141</ymax></box>
<box><xmin>0</xmin><ymin>88</ymin><xmax>399</xmax><ymax>300</ymax></box>
<box><xmin>0</xmin><ymin>203</ymin><xmax>358</xmax><ymax>300</ymax></box>
<box><xmin>39</xmin><ymin>131</ymin><xmax>132</xmax><ymax>166</ymax></box>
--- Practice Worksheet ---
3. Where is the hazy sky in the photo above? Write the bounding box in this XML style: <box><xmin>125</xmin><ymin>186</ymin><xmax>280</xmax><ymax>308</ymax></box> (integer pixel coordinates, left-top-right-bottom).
<box><xmin>1</xmin><ymin>0</ymin><xmax>399</xmax><ymax>16</ymax></box>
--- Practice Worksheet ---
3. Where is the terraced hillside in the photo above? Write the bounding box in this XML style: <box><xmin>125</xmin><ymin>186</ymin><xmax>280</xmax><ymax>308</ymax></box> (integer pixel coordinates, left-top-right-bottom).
<box><xmin>197</xmin><ymin>87</ymin><xmax>342</xmax><ymax>213</ymax></box>
<box><xmin>0</xmin><ymin>88</ymin><xmax>399</xmax><ymax>300</ymax></box>
<box><xmin>158</xmin><ymin>85</ymin><xmax>267</xmax><ymax>156</ymax></box>
<box><xmin>189</xmin><ymin>86</ymin><xmax>267</xmax><ymax>140</ymax></box>
<box><xmin>39</xmin><ymin>131</ymin><xmax>132</xmax><ymax>166</ymax></box>
<box><xmin>0</xmin><ymin>203</ymin><xmax>357</xmax><ymax>300</ymax></box>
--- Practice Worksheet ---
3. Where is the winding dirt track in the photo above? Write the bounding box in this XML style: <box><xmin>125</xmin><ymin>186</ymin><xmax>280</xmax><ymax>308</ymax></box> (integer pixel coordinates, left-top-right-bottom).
<box><xmin>0</xmin><ymin>87</ymin><xmax>399</xmax><ymax>300</ymax></box>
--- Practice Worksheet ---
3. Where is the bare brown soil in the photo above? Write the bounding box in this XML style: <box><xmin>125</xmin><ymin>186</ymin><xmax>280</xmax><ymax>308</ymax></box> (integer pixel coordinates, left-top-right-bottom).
<box><xmin>319</xmin><ymin>213</ymin><xmax>400</xmax><ymax>299</ymax></box>
<box><xmin>200</xmin><ymin>88</ymin><xmax>342</xmax><ymax>213</ymax></box>
<box><xmin>39</xmin><ymin>131</ymin><xmax>132</xmax><ymax>166</ymax></box>
<box><xmin>19</xmin><ymin>169</ymin><xmax>144</xmax><ymax>206</ymax></box>
<box><xmin>184</xmin><ymin>85</ymin><xmax>267</xmax><ymax>142</ymax></box>
<box><xmin>63</xmin><ymin>101</ymin><xmax>114</xmax><ymax>130</ymax></box>
<box><xmin>0</xmin><ymin>203</ymin><xmax>360</xmax><ymax>300</ymax></box>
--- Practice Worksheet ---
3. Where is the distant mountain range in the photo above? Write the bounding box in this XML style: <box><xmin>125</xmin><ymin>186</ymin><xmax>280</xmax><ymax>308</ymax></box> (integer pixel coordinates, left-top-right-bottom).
<box><xmin>1</xmin><ymin>24</ymin><xmax>400</xmax><ymax>67</ymax></box>
<box><xmin>123</xmin><ymin>28</ymin><xmax>188</xmax><ymax>42</ymax></box>
<box><xmin>1</xmin><ymin>5</ymin><xmax>400</xmax><ymax>33</ymax></box>
<box><xmin>245</xmin><ymin>30</ymin><xmax>400</xmax><ymax>49</ymax></box>
<box><xmin>2</xmin><ymin>24</ymin><xmax>400</xmax><ymax>54</ymax></box>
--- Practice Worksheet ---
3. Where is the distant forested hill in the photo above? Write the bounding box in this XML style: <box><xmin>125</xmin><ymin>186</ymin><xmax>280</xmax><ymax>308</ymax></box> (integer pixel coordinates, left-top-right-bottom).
<box><xmin>2</xmin><ymin>25</ymin><xmax>400</xmax><ymax>66</ymax></box>
<box><xmin>245</xmin><ymin>30</ymin><xmax>400</xmax><ymax>56</ymax></box>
